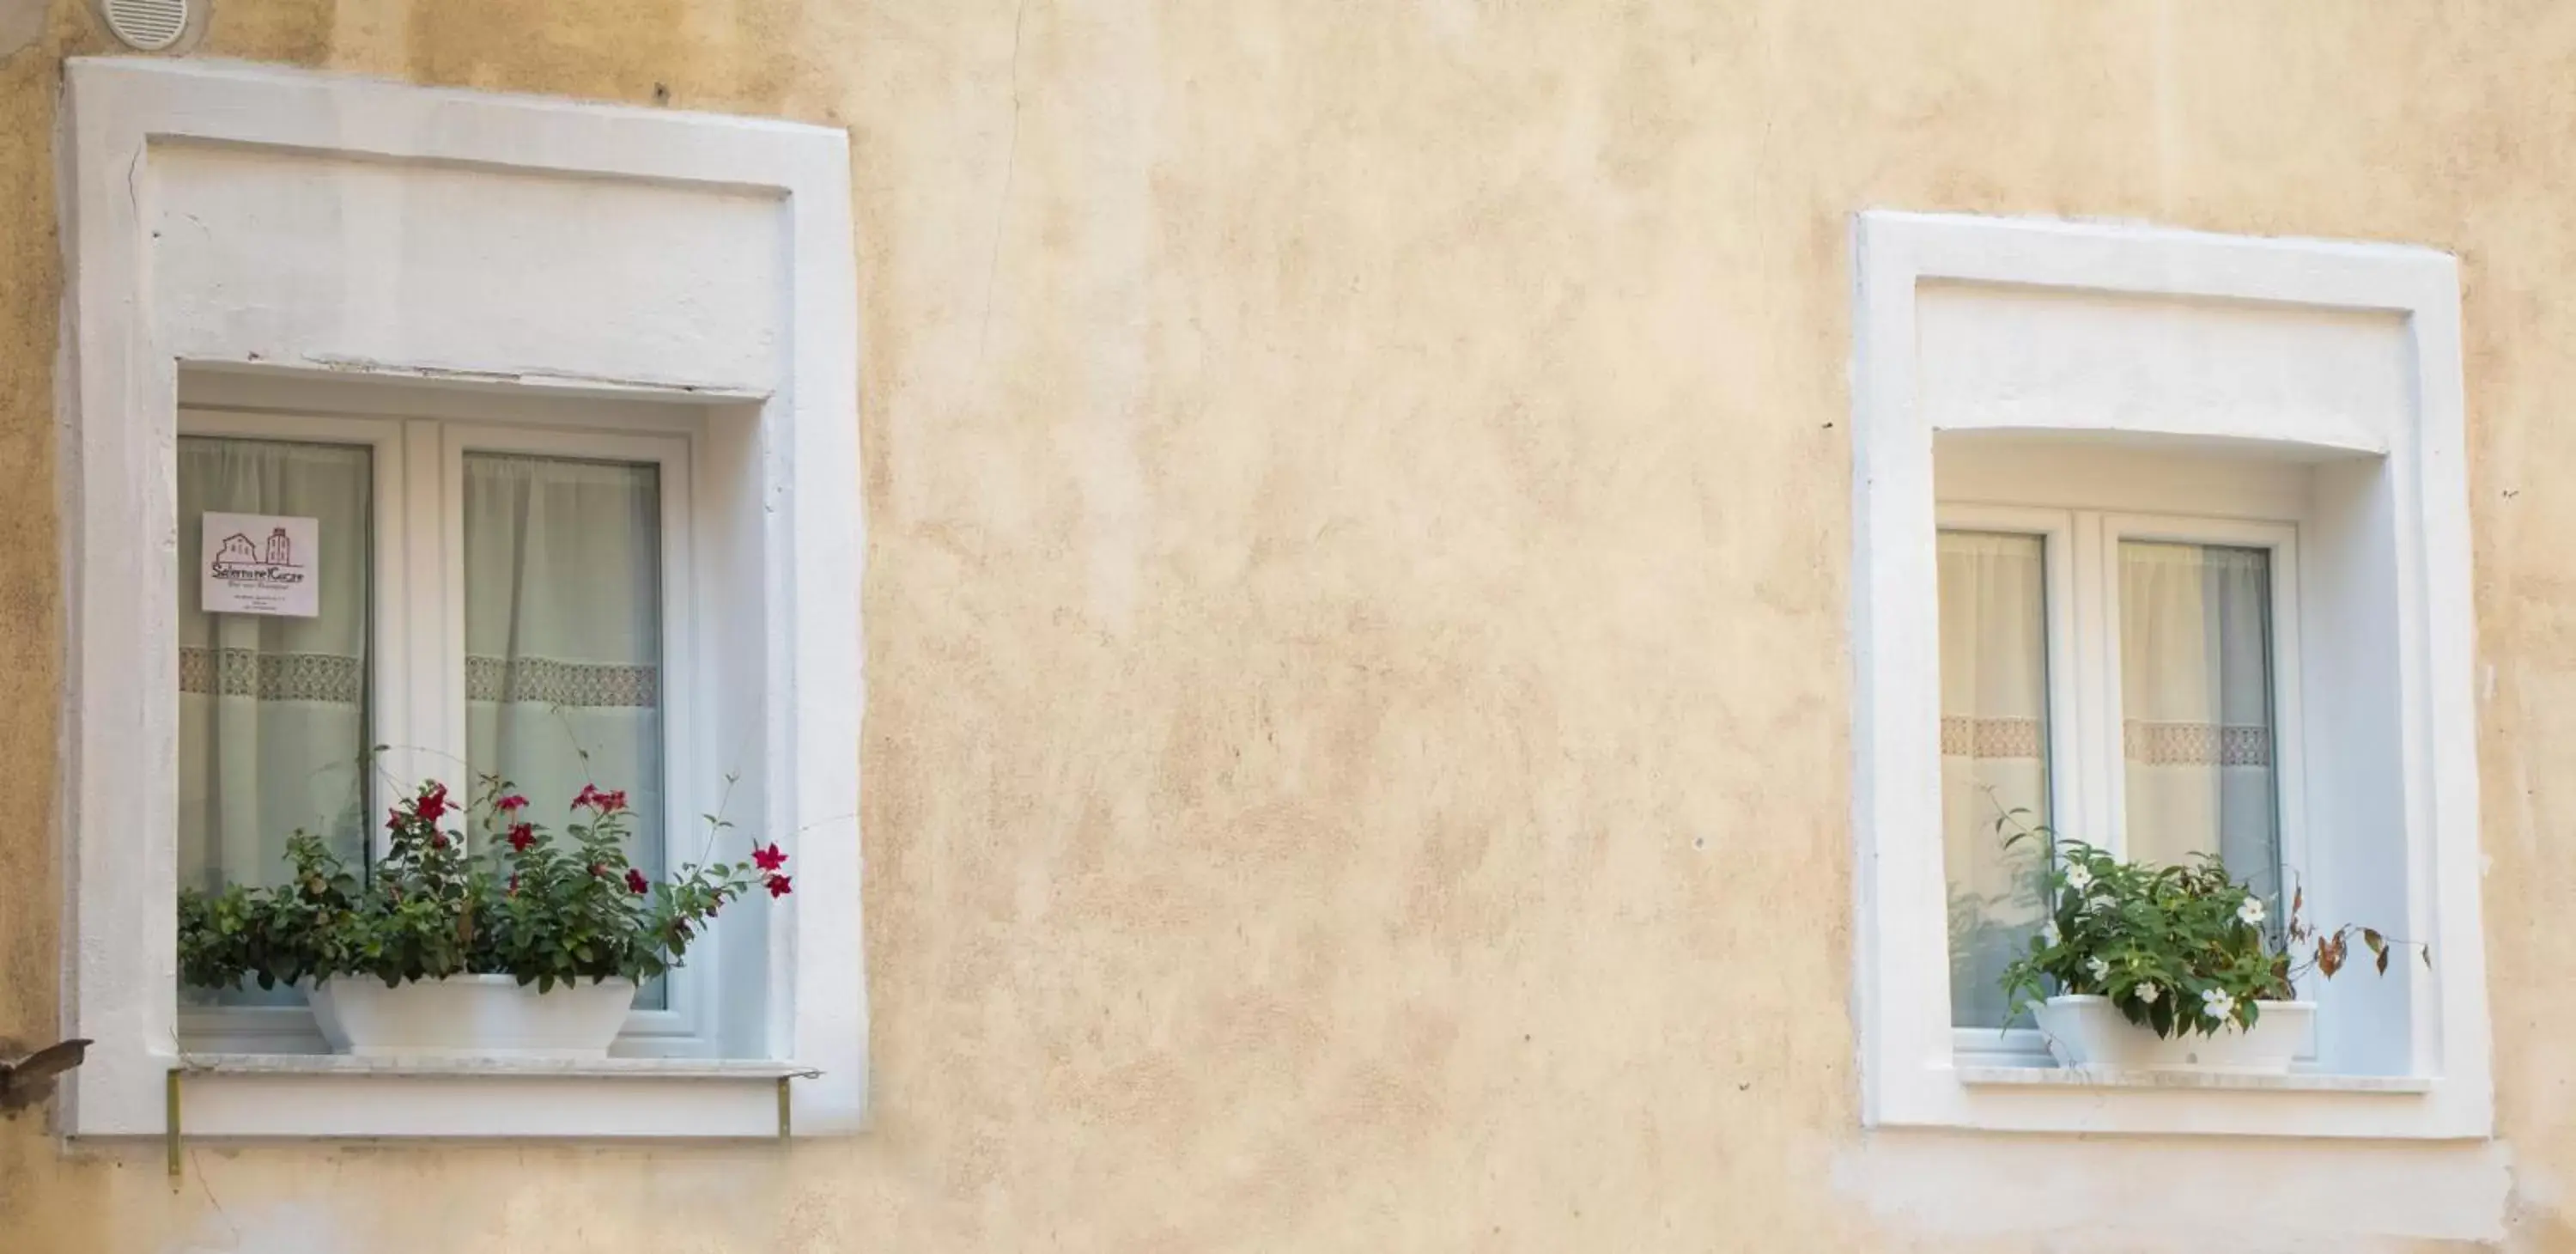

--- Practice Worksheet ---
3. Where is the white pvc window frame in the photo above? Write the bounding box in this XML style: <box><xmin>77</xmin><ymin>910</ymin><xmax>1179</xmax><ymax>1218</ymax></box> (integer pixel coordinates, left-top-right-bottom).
<box><xmin>1935</xmin><ymin>505</ymin><xmax>2312</xmax><ymax>1065</ymax></box>
<box><xmin>2094</xmin><ymin>512</ymin><xmax>2309</xmax><ymax>906</ymax></box>
<box><xmin>1930</xmin><ymin>505</ymin><xmax>2079</xmax><ymax>1068</ymax></box>
<box><xmin>173</xmin><ymin>409</ymin><xmax>407</xmax><ymax>1056</ymax></box>
<box><xmin>172</xmin><ymin>411</ymin><xmax>726</xmax><ymax>1056</ymax></box>
<box><xmin>440</xmin><ymin>423</ymin><xmax>713</xmax><ymax>1052</ymax></box>
<box><xmin>1851</xmin><ymin>210</ymin><xmax>2492</xmax><ymax>1139</ymax></box>
<box><xmin>62</xmin><ymin>57</ymin><xmax>865</xmax><ymax>1140</ymax></box>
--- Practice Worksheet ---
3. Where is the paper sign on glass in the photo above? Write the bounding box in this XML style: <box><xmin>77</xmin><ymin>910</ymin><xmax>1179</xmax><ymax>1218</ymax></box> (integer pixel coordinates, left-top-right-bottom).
<box><xmin>202</xmin><ymin>513</ymin><xmax>320</xmax><ymax>617</ymax></box>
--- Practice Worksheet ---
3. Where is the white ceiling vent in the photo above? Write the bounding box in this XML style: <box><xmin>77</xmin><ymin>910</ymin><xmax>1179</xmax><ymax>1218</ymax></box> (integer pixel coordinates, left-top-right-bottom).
<box><xmin>101</xmin><ymin>0</ymin><xmax>187</xmax><ymax>52</ymax></box>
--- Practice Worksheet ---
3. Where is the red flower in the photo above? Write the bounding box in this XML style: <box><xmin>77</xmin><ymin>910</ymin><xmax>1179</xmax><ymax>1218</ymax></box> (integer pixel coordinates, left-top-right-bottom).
<box><xmin>495</xmin><ymin>794</ymin><xmax>529</xmax><ymax>813</ymax></box>
<box><xmin>386</xmin><ymin>811</ymin><xmax>404</xmax><ymax>831</ymax></box>
<box><xmin>764</xmin><ymin>874</ymin><xmax>793</xmax><ymax>898</ymax></box>
<box><xmin>751</xmin><ymin>843</ymin><xmax>787</xmax><ymax>872</ymax></box>
<box><xmin>571</xmin><ymin>784</ymin><xmax>629</xmax><ymax>814</ymax></box>
<box><xmin>416</xmin><ymin>783</ymin><xmax>449</xmax><ymax>825</ymax></box>
<box><xmin>589</xmin><ymin>863</ymin><xmax>607</xmax><ymax>879</ymax></box>
<box><xmin>625</xmin><ymin>867</ymin><xmax>649</xmax><ymax>895</ymax></box>
<box><xmin>507</xmin><ymin>874</ymin><xmax>519</xmax><ymax>896</ymax></box>
<box><xmin>429</xmin><ymin>833</ymin><xmax>448</xmax><ymax>850</ymax></box>
<box><xmin>506</xmin><ymin>823</ymin><xmax>535</xmax><ymax>852</ymax></box>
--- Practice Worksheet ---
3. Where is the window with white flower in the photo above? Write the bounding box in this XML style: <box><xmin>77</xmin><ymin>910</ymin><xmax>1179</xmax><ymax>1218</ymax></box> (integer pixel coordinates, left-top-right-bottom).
<box><xmin>1850</xmin><ymin>212</ymin><xmax>2493</xmax><ymax>1138</ymax></box>
<box><xmin>1937</xmin><ymin>494</ymin><xmax>2307</xmax><ymax>1062</ymax></box>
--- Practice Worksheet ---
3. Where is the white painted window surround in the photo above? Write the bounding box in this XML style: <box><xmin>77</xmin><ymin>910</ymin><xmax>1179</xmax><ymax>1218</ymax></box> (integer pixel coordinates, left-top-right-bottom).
<box><xmin>1850</xmin><ymin>211</ymin><xmax>2492</xmax><ymax>1138</ymax></box>
<box><xmin>61</xmin><ymin>58</ymin><xmax>864</xmax><ymax>1139</ymax></box>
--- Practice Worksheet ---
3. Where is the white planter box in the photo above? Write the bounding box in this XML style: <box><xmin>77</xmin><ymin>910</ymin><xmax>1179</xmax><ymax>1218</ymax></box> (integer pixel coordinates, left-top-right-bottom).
<box><xmin>2032</xmin><ymin>994</ymin><xmax>2314</xmax><ymax>1074</ymax></box>
<box><xmin>308</xmin><ymin>975</ymin><xmax>638</xmax><ymax>1059</ymax></box>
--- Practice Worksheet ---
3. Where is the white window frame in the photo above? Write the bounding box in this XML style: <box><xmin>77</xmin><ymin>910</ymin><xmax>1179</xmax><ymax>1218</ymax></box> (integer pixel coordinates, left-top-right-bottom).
<box><xmin>440</xmin><ymin>423</ymin><xmax>714</xmax><ymax>1052</ymax></box>
<box><xmin>1931</xmin><ymin>505</ymin><xmax>2081</xmax><ymax>1068</ymax></box>
<box><xmin>173</xmin><ymin>409</ymin><xmax>406</xmax><ymax>1055</ymax></box>
<box><xmin>172</xmin><ymin>411</ymin><xmax>729</xmax><ymax>1056</ymax></box>
<box><xmin>2094</xmin><ymin>513</ymin><xmax>2309</xmax><ymax>905</ymax></box>
<box><xmin>1936</xmin><ymin>505</ymin><xmax>2314</xmax><ymax>1066</ymax></box>
<box><xmin>62</xmin><ymin>58</ymin><xmax>865</xmax><ymax>1139</ymax></box>
<box><xmin>1852</xmin><ymin>210</ymin><xmax>2492</xmax><ymax>1138</ymax></box>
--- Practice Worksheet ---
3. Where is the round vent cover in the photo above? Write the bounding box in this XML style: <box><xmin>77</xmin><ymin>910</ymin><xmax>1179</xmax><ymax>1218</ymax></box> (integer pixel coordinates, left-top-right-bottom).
<box><xmin>101</xmin><ymin>0</ymin><xmax>187</xmax><ymax>51</ymax></box>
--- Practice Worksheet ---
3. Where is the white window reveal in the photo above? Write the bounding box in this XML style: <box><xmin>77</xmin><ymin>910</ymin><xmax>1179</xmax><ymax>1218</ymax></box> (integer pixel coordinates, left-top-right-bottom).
<box><xmin>1850</xmin><ymin>211</ymin><xmax>2491</xmax><ymax>1139</ymax></box>
<box><xmin>62</xmin><ymin>58</ymin><xmax>863</xmax><ymax>1140</ymax></box>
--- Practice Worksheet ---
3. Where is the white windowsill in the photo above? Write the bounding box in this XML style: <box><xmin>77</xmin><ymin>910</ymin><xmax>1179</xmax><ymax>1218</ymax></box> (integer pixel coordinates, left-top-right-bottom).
<box><xmin>159</xmin><ymin>1054</ymin><xmax>821</xmax><ymax>1139</ymax></box>
<box><xmin>177</xmin><ymin>1053</ymin><xmax>818</xmax><ymax>1080</ymax></box>
<box><xmin>1956</xmin><ymin>1066</ymin><xmax>2433</xmax><ymax>1094</ymax></box>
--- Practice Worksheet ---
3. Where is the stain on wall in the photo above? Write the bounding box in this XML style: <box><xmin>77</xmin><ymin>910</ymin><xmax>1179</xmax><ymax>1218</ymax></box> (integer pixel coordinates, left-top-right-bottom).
<box><xmin>0</xmin><ymin>0</ymin><xmax>44</xmax><ymax>59</ymax></box>
<box><xmin>7</xmin><ymin>0</ymin><xmax>2576</xmax><ymax>1250</ymax></box>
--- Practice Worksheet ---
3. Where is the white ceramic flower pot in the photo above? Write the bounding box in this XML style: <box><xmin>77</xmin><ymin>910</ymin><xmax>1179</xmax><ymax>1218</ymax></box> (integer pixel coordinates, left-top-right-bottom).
<box><xmin>307</xmin><ymin>974</ymin><xmax>638</xmax><ymax>1059</ymax></box>
<box><xmin>2032</xmin><ymin>994</ymin><xmax>2314</xmax><ymax>1074</ymax></box>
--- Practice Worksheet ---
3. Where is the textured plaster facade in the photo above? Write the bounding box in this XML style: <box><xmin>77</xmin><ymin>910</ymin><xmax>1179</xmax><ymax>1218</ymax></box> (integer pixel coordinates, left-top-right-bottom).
<box><xmin>3</xmin><ymin>2</ymin><xmax>2576</xmax><ymax>1251</ymax></box>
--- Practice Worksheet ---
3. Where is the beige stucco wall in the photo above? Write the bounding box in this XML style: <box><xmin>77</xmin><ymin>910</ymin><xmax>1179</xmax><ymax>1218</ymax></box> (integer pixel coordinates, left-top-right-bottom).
<box><xmin>6</xmin><ymin>1</ymin><xmax>2576</xmax><ymax>1250</ymax></box>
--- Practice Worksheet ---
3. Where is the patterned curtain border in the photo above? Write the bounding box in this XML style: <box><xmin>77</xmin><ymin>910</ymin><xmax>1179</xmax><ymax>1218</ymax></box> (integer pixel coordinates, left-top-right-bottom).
<box><xmin>178</xmin><ymin>648</ymin><xmax>364</xmax><ymax>705</ymax></box>
<box><xmin>1941</xmin><ymin>715</ymin><xmax>2271</xmax><ymax>767</ymax></box>
<box><xmin>1940</xmin><ymin>715</ymin><xmax>2042</xmax><ymax>759</ymax></box>
<box><xmin>2124</xmin><ymin>720</ymin><xmax>2272</xmax><ymax>769</ymax></box>
<box><xmin>465</xmin><ymin>655</ymin><xmax>659</xmax><ymax>709</ymax></box>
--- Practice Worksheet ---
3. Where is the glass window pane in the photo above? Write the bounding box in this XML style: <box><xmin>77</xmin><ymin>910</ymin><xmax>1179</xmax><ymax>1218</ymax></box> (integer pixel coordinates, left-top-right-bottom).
<box><xmin>1937</xmin><ymin>530</ymin><xmax>2053</xmax><ymax>1028</ymax></box>
<box><xmin>178</xmin><ymin>437</ymin><xmax>374</xmax><ymax>1004</ymax></box>
<box><xmin>2119</xmin><ymin>541</ymin><xmax>2280</xmax><ymax>903</ymax></box>
<box><xmin>463</xmin><ymin>453</ymin><xmax>665</xmax><ymax>1007</ymax></box>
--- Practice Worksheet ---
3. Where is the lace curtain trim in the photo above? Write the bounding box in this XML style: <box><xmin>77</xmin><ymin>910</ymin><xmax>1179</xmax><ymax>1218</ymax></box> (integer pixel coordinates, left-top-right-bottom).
<box><xmin>1940</xmin><ymin>715</ymin><xmax>2272</xmax><ymax>768</ymax></box>
<box><xmin>465</xmin><ymin>655</ymin><xmax>659</xmax><ymax>709</ymax></box>
<box><xmin>1939</xmin><ymin>714</ymin><xmax>2043</xmax><ymax>758</ymax></box>
<box><xmin>179</xmin><ymin>649</ymin><xmax>660</xmax><ymax>709</ymax></box>
<box><xmin>2124</xmin><ymin>720</ymin><xmax>2271</xmax><ymax>768</ymax></box>
<box><xmin>178</xmin><ymin>648</ymin><xmax>364</xmax><ymax>704</ymax></box>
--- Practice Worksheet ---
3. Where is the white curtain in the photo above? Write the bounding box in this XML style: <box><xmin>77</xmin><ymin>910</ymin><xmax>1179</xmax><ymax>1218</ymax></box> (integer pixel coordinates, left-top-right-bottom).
<box><xmin>2119</xmin><ymin>541</ymin><xmax>2279</xmax><ymax>901</ymax></box>
<box><xmin>463</xmin><ymin>454</ymin><xmax>665</xmax><ymax>1004</ymax></box>
<box><xmin>463</xmin><ymin>454</ymin><xmax>663</xmax><ymax>869</ymax></box>
<box><xmin>1937</xmin><ymin>532</ymin><xmax>2051</xmax><ymax>1028</ymax></box>
<box><xmin>179</xmin><ymin>438</ymin><xmax>374</xmax><ymax>1003</ymax></box>
<box><xmin>178</xmin><ymin>439</ymin><xmax>374</xmax><ymax>888</ymax></box>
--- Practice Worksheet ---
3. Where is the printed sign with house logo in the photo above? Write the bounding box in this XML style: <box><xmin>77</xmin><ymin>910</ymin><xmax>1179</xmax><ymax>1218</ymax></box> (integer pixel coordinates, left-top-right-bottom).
<box><xmin>201</xmin><ymin>512</ymin><xmax>319</xmax><ymax>617</ymax></box>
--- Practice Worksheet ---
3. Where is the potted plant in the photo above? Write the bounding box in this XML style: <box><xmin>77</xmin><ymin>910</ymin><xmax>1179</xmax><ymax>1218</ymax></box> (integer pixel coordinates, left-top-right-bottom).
<box><xmin>178</xmin><ymin>778</ymin><xmax>792</xmax><ymax>1059</ymax></box>
<box><xmin>1996</xmin><ymin>820</ymin><xmax>2421</xmax><ymax>1075</ymax></box>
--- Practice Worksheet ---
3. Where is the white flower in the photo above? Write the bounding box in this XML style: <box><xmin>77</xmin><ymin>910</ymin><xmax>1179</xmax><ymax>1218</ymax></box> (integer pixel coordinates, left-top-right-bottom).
<box><xmin>2201</xmin><ymin>987</ymin><xmax>2236</xmax><ymax>1021</ymax></box>
<box><xmin>2135</xmin><ymin>982</ymin><xmax>2160</xmax><ymax>1005</ymax></box>
<box><xmin>2238</xmin><ymin>896</ymin><xmax>2268</xmax><ymax>927</ymax></box>
<box><xmin>2063</xmin><ymin>864</ymin><xmax>2094</xmax><ymax>892</ymax></box>
<box><xmin>2085</xmin><ymin>956</ymin><xmax>2111</xmax><ymax>983</ymax></box>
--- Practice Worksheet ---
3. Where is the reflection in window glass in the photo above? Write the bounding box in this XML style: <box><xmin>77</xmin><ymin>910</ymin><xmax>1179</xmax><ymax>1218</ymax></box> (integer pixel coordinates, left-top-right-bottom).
<box><xmin>2119</xmin><ymin>541</ymin><xmax>2280</xmax><ymax>905</ymax></box>
<box><xmin>1936</xmin><ymin>530</ymin><xmax>2052</xmax><ymax>1028</ymax></box>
